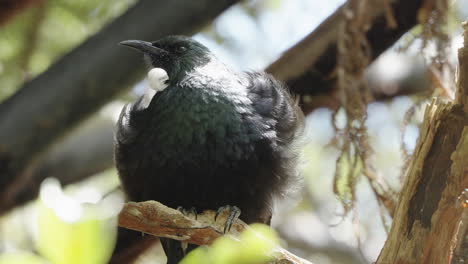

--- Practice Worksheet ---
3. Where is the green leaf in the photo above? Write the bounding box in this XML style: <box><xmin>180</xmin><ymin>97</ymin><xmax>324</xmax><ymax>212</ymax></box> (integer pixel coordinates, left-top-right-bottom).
<box><xmin>181</xmin><ymin>224</ymin><xmax>279</xmax><ymax>264</ymax></box>
<box><xmin>36</xmin><ymin>178</ymin><xmax>119</xmax><ymax>264</ymax></box>
<box><xmin>0</xmin><ymin>252</ymin><xmax>47</xmax><ymax>264</ymax></box>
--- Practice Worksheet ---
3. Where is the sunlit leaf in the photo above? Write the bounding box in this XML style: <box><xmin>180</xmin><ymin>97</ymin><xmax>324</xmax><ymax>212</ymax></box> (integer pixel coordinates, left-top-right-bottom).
<box><xmin>236</xmin><ymin>224</ymin><xmax>278</xmax><ymax>264</ymax></box>
<box><xmin>36</xmin><ymin>178</ymin><xmax>120</xmax><ymax>264</ymax></box>
<box><xmin>181</xmin><ymin>224</ymin><xmax>278</xmax><ymax>264</ymax></box>
<box><xmin>0</xmin><ymin>252</ymin><xmax>47</xmax><ymax>264</ymax></box>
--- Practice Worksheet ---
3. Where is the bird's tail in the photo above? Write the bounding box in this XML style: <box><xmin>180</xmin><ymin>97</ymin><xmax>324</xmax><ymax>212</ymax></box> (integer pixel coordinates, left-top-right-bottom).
<box><xmin>160</xmin><ymin>238</ymin><xmax>198</xmax><ymax>264</ymax></box>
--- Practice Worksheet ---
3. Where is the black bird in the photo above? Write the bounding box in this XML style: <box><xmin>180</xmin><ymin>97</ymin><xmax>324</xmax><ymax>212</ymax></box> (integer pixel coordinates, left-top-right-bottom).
<box><xmin>115</xmin><ymin>35</ymin><xmax>303</xmax><ymax>264</ymax></box>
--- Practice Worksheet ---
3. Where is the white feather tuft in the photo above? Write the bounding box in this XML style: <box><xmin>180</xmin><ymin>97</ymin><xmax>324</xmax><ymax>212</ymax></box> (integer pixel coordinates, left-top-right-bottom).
<box><xmin>148</xmin><ymin>68</ymin><xmax>169</xmax><ymax>92</ymax></box>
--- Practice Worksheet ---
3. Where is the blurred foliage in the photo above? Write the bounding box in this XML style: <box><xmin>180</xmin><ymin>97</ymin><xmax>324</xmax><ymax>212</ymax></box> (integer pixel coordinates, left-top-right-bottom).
<box><xmin>397</xmin><ymin>0</ymin><xmax>460</xmax><ymax>55</ymax></box>
<box><xmin>37</xmin><ymin>204</ymin><xmax>116</xmax><ymax>264</ymax></box>
<box><xmin>239</xmin><ymin>0</ymin><xmax>282</xmax><ymax>18</ymax></box>
<box><xmin>36</xmin><ymin>178</ymin><xmax>119</xmax><ymax>264</ymax></box>
<box><xmin>0</xmin><ymin>0</ymin><xmax>136</xmax><ymax>101</ymax></box>
<box><xmin>0</xmin><ymin>252</ymin><xmax>47</xmax><ymax>264</ymax></box>
<box><xmin>181</xmin><ymin>224</ymin><xmax>279</xmax><ymax>264</ymax></box>
<box><xmin>0</xmin><ymin>178</ymin><xmax>120</xmax><ymax>264</ymax></box>
<box><xmin>333</xmin><ymin>151</ymin><xmax>363</xmax><ymax>210</ymax></box>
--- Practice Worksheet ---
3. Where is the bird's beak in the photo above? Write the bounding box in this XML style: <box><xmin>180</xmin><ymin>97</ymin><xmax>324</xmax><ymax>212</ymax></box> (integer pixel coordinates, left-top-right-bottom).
<box><xmin>119</xmin><ymin>40</ymin><xmax>168</xmax><ymax>56</ymax></box>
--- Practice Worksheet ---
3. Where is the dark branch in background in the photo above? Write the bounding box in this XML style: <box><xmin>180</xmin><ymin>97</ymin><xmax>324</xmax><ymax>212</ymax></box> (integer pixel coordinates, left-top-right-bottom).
<box><xmin>266</xmin><ymin>0</ymin><xmax>424</xmax><ymax>112</ymax></box>
<box><xmin>1</xmin><ymin>111</ymin><xmax>117</xmax><ymax>213</ymax></box>
<box><xmin>0</xmin><ymin>0</ymin><xmax>240</xmax><ymax>215</ymax></box>
<box><xmin>29</xmin><ymin>114</ymin><xmax>115</xmax><ymax>186</ymax></box>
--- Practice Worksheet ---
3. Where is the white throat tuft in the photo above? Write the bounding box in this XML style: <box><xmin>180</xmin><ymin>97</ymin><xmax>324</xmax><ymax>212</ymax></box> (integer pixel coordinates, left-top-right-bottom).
<box><xmin>148</xmin><ymin>68</ymin><xmax>169</xmax><ymax>92</ymax></box>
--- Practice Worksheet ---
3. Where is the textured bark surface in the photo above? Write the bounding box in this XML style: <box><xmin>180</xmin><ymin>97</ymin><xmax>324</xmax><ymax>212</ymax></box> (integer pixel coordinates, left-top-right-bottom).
<box><xmin>119</xmin><ymin>201</ymin><xmax>246</xmax><ymax>245</ymax></box>
<box><xmin>118</xmin><ymin>201</ymin><xmax>313</xmax><ymax>264</ymax></box>
<box><xmin>376</xmin><ymin>22</ymin><xmax>468</xmax><ymax>264</ymax></box>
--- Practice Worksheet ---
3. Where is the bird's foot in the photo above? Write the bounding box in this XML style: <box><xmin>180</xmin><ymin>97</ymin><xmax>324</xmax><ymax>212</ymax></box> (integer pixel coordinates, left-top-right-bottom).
<box><xmin>215</xmin><ymin>205</ymin><xmax>241</xmax><ymax>233</ymax></box>
<box><xmin>177</xmin><ymin>206</ymin><xmax>198</xmax><ymax>220</ymax></box>
<box><xmin>176</xmin><ymin>206</ymin><xmax>198</xmax><ymax>255</ymax></box>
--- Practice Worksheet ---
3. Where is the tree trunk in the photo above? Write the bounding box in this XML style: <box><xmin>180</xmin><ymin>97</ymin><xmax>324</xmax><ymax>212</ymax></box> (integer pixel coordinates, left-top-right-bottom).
<box><xmin>376</xmin><ymin>22</ymin><xmax>468</xmax><ymax>264</ymax></box>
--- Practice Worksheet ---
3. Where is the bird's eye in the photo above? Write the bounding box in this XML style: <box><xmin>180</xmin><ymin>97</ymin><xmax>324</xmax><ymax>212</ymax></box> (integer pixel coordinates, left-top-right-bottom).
<box><xmin>176</xmin><ymin>46</ymin><xmax>187</xmax><ymax>53</ymax></box>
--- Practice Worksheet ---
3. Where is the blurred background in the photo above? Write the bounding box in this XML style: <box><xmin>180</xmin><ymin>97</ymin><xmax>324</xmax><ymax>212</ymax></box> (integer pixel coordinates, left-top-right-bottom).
<box><xmin>0</xmin><ymin>0</ymin><xmax>467</xmax><ymax>263</ymax></box>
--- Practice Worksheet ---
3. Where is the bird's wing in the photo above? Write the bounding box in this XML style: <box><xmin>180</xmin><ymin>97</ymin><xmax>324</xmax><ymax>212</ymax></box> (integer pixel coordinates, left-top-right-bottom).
<box><xmin>115</xmin><ymin>94</ymin><xmax>149</xmax><ymax>145</ymax></box>
<box><xmin>245</xmin><ymin>71</ymin><xmax>304</xmax><ymax>145</ymax></box>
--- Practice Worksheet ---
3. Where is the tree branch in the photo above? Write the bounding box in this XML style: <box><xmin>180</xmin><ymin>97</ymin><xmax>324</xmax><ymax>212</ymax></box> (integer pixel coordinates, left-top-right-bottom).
<box><xmin>0</xmin><ymin>106</ymin><xmax>118</xmax><ymax>213</ymax></box>
<box><xmin>118</xmin><ymin>201</ymin><xmax>313</xmax><ymax>264</ymax></box>
<box><xmin>266</xmin><ymin>0</ymin><xmax>424</xmax><ymax>112</ymax></box>
<box><xmin>267</xmin><ymin>0</ymin><xmax>423</xmax><ymax>94</ymax></box>
<box><xmin>119</xmin><ymin>201</ymin><xmax>244</xmax><ymax>244</ymax></box>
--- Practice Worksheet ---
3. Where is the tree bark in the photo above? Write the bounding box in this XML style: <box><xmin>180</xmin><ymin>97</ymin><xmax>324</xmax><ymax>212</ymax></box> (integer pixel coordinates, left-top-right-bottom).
<box><xmin>376</xmin><ymin>22</ymin><xmax>468</xmax><ymax>264</ymax></box>
<box><xmin>118</xmin><ymin>201</ymin><xmax>313</xmax><ymax>264</ymax></box>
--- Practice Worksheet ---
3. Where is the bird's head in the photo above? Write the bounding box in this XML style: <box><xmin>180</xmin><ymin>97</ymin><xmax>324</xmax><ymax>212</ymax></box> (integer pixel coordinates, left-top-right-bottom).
<box><xmin>120</xmin><ymin>35</ymin><xmax>211</xmax><ymax>83</ymax></box>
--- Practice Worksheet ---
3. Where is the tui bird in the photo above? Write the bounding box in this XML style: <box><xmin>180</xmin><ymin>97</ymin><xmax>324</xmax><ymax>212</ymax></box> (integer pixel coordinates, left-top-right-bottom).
<box><xmin>115</xmin><ymin>35</ymin><xmax>303</xmax><ymax>264</ymax></box>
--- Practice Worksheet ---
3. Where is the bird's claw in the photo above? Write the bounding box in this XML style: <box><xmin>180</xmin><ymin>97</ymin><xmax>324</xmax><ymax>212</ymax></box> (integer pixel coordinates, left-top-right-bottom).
<box><xmin>215</xmin><ymin>205</ymin><xmax>241</xmax><ymax>233</ymax></box>
<box><xmin>177</xmin><ymin>206</ymin><xmax>198</xmax><ymax>220</ymax></box>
